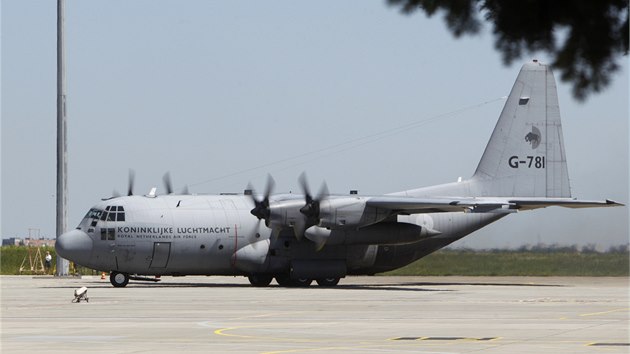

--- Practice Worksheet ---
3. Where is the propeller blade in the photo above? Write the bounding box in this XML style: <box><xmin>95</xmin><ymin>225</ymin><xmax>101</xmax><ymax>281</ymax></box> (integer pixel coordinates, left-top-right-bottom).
<box><xmin>246</xmin><ymin>182</ymin><xmax>256</xmax><ymax>198</ymax></box>
<box><xmin>181</xmin><ymin>185</ymin><xmax>190</xmax><ymax>195</ymax></box>
<box><xmin>127</xmin><ymin>169</ymin><xmax>135</xmax><ymax>196</ymax></box>
<box><xmin>249</xmin><ymin>218</ymin><xmax>263</xmax><ymax>249</ymax></box>
<box><xmin>316</xmin><ymin>181</ymin><xmax>329</xmax><ymax>201</ymax></box>
<box><xmin>270</xmin><ymin>227</ymin><xmax>281</xmax><ymax>240</ymax></box>
<box><xmin>264</xmin><ymin>174</ymin><xmax>275</xmax><ymax>200</ymax></box>
<box><xmin>298</xmin><ymin>172</ymin><xmax>313</xmax><ymax>203</ymax></box>
<box><xmin>298</xmin><ymin>172</ymin><xmax>315</xmax><ymax>216</ymax></box>
<box><xmin>248</xmin><ymin>175</ymin><xmax>275</xmax><ymax>221</ymax></box>
<box><xmin>246</xmin><ymin>183</ymin><xmax>261</xmax><ymax>218</ymax></box>
<box><xmin>163</xmin><ymin>172</ymin><xmax>173</xmax><ymax>194</ymax></box>
<box><xmin>293</xmin><ymin>218</ymin><xmax>306</xmax><ymax>241</ymax></box>
<box><xmin>314</xmin><ymin>239</ymin><xmax>327</xmax><ymax>252</ymax></box>
<box><xmin>298</xmin><ymin>172</ymin><xmax>327</xmax><ymax>221</ymax></box>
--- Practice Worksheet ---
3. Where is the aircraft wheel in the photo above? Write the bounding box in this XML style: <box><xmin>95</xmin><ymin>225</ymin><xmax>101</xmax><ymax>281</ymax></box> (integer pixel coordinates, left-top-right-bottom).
<box><xmin>275</xmin><ymin>274</ymin><xmax>312</xmax><ymax>287</ymax></box>
<box><xmin>275</xmin><ymin>274</ymin><xmax>294</xmax><ymax>287</ymax></box>
<box><xmin>294</xmin><ymin>278</ymin><xmax>312</xmax><ymax>287</ymax></box>
<box><xmin>316</xmin><ymin>277</ymin><xmax>340</xmax><ymax>287</ymax></box>
<box><xmin>248</xmin><ymin>274</ymin><xmax>273</xmax><ymax>287</ymax></box>
<box><xmin>110</xmin><ymin>271</ymin><xmax>129</xmax><ymax>288</ymax></box>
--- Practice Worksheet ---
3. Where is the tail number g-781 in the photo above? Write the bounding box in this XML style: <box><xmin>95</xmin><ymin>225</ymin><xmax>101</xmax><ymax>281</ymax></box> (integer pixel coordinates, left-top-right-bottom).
<box><xmin>509</xmin><ymin>156</ymin><xmax>545</xmax><ymax>169</ymax></box>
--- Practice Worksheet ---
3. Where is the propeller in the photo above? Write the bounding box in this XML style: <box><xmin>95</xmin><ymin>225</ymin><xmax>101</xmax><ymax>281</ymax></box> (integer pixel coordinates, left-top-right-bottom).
<box><xmin>294</xmin><ymin>172</ymin><xmax>329</xmax><ymax>239</ymax></box>
<box><xmin>110</xmin><ymin>169</ymin><xmax>135</xmax><ymax>199</ymax></box>
<box><xmin>127</xmin><ymin>169</ymin><xmax>135</xmax><ymax>196</ymax></box>
<box><xmin>110</xmin><ymin>170</ymin><xmax>190</xmax><ymax>199</ymax></box>
<box><xmin>163</xmin><ymin>172</ymin><xmax>173</xmax><ymax>194</ymax></box>
<box><xmin>162</xmin><ymin>172</ymin><xmax>190</xmax><ymax>194</ymax></box>
<box><xmin>248</xmin><ymin>174</ymin><xmax>275</xmax><ymax>221</ymax></box>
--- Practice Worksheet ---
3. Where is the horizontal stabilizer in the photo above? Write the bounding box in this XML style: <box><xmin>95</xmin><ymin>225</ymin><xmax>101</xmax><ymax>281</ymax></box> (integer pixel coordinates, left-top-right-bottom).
<box><xmin>506</xmin><ymin>198</ymin><xmax>624</xmax><ymax>211</ymax></box>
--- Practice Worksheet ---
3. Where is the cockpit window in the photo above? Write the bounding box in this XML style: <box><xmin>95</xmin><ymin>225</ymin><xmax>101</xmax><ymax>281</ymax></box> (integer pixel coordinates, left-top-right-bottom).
<box><xmin>101</xmin><ymin>205</ymin><xmax>126</xmax><ymax>222</ymax></box>
<box><xmin>85</xmin><ymin>208</ymin><xmax>103</xmax><ymax>219</ymax></box>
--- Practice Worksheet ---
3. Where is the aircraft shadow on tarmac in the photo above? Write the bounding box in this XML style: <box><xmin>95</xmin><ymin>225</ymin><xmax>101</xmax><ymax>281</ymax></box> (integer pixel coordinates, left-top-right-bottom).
<box><xmin>43</xmin><ymin>279</ymin><xmax>563</xmax><ymax>292</ymax></box>
<box><xmin>395</xmin><ymin>281</ymin><xmax>564</xmax><ymax>287</ymax></box>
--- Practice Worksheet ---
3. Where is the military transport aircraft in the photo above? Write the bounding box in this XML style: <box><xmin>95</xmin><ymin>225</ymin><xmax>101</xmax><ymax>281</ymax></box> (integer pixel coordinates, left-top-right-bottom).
<box><xmin>56</xmin><ymin>61</ymin><xmax>622</xmax><ymax>288</ymax></box>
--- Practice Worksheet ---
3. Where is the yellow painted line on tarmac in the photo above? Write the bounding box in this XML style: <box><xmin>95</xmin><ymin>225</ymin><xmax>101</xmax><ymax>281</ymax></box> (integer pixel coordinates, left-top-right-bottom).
<box><xmin>387</xmin><ymin>336</ymin><xmax>501</xmax><ymax>342</ymax></box>
<box><xmin>228</xmin><ymin>311</ymin><xmax>306</xmax><ymax>321</ymax></box>
<box><xmin>213</xmin><ymin>325</ymin><xmax>320</xmax><ymax>343</ymax></box>
<box><xmin>579</xmin><ymin>308</ymin><xmax>629</xmax><ymax>317</ymax></box>
<box><xmin>212</xmin><ymin>322</ymin><xmax>342</xmax><ymax>343</ymax></box>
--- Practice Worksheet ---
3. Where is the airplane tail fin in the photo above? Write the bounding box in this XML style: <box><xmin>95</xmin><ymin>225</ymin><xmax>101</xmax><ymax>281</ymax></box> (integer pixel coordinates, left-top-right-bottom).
<box><xmin>471</xmin><ymin>61</ymin><xmax>571</xmax><ymax>198</ymax></box>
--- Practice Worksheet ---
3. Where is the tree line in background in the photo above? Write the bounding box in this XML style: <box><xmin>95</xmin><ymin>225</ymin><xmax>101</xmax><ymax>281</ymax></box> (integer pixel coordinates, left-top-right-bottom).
<box><xmin>447</xmin><ymin>243</ymin><xmax>630</xmax><ymax>254</ymax></box>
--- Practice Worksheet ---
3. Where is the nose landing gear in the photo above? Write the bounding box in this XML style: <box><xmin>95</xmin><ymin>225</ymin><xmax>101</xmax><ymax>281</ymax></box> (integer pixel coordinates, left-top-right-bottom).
<box><xmin>110</xmin><ymin>271</ymin><xmax>129</xmax><ymax>287</ymax></box>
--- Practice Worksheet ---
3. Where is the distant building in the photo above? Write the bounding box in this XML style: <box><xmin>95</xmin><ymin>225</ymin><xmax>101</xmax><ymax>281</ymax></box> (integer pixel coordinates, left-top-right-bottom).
<box><xmin>2</xmin><ymin>238</ymin><xmax>55</xmax><ymax>247</ymax></box>
<box><xmin>2</xmin><ymin>238</ymin><xmax>22</xmax><ymax>246</ymax></box>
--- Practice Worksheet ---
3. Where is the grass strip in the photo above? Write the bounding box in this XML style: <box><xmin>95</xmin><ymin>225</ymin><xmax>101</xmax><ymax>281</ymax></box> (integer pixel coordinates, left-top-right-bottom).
<box><xmin>2</xmin><ymin>246</ymin><xmax>628</xmax><ymax>276</ymax></box>
<box><xmin>382</xmin><ymin>250</ymin><xmax>629</xmax><ymax>276</ymax></box>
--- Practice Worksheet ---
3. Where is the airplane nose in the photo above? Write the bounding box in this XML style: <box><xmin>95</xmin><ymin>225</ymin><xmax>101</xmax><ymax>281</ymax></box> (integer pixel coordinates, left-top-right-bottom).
<box><xmin>55</xmin><ymin>229</ymin><xmax>93</xmax><ymax>265</ymax></box>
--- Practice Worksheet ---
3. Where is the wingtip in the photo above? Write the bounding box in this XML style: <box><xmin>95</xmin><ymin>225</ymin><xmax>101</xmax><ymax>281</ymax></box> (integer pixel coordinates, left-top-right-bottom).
<box><xmin>605</xmin><ymin>199</ymin><xmax>625</xmax><ymax>207</ymax></box>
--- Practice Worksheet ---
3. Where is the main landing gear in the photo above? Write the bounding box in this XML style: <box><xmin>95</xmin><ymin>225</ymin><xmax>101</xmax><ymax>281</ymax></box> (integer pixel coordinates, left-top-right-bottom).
<box><xmin>246</xmin><ymin>274</ymin><xmax>340</xmax><ymax>287</ymax></box>
<box><xmin>109</xmin><ymin>271</ymin><xmax>339</xmax><ymax>288</ymax></box>
<box><xmin>247</xmin><ymin>274</ymin><xmax>274</xmax><ymax>287</ymax></box>
<box><xmin>315</xmin><ymin>277</ymin><xmax>340</xmax><ymax>287</ymax></box>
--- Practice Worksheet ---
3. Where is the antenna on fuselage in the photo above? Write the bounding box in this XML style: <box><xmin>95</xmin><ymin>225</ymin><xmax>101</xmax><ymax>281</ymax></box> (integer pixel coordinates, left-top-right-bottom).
<box><xmin>147</xmin><ymin>187</ymin><xmax>157</xmax><ymax>198</ymax></box>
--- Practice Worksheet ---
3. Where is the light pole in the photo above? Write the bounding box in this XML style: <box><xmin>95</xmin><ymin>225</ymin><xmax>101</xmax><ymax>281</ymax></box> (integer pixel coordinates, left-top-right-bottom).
<box><xmin>56</xmin><ymin>0</ymin><xmax>70</xmax><ymax>276</ymax></box>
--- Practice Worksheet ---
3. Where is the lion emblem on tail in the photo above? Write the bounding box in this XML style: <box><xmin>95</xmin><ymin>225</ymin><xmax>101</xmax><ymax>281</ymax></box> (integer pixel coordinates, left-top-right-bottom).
<box><xmin>525</xmin><ymin>126</ymin><xmax>541</xmax><ymax>149</ymax></box>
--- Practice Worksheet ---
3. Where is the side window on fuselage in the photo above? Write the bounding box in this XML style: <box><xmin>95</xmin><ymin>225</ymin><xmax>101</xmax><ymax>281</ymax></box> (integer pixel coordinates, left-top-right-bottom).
<box><xmin>100</xmin><ymin>228</ymin><xmax>115</xmax><ymax>241</ymax></box>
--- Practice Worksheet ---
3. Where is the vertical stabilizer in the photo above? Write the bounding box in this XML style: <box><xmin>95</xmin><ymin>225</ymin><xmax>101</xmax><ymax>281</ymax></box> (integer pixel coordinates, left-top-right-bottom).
<box><xmin>472</xmin><ymin>61</ymin><xmax>571</xmax><ymax>198</ymax></box>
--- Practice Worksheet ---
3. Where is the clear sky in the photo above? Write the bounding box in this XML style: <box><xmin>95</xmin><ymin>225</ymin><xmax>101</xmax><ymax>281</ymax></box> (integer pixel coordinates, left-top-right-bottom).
<box><xmin>2</xmin><ymin>1</ymin><xmax>628</xmax><ymax>249</ymax></box>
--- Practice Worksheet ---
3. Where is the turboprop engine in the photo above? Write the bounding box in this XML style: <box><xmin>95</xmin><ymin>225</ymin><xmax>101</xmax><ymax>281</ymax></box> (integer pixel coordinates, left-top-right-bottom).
<box><xmin>316</xmin><ymin>197</ymin><xmax>389</xmax><ymax>229</ymax></box>
<box><xmin>249</xmin><ymin>174</ymin><xmax>392</xmax><ymax>241</ymax></box>
<box><xmin>304</xmin><ymin>222</ymin><xmax>442</xmax><ymax>250</ymax></box>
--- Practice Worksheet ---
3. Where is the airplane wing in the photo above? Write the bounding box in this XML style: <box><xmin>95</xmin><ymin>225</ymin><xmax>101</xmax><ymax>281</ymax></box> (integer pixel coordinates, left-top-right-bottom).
<box><xmin>366</xmin><ymin>196</ymin><xmax>624</xmax><ymax>215</ymax></box>
<box><xmin>366</xmin><ymin>197</ymin><xmax>511</xmax><ymax>214</ymax></box>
